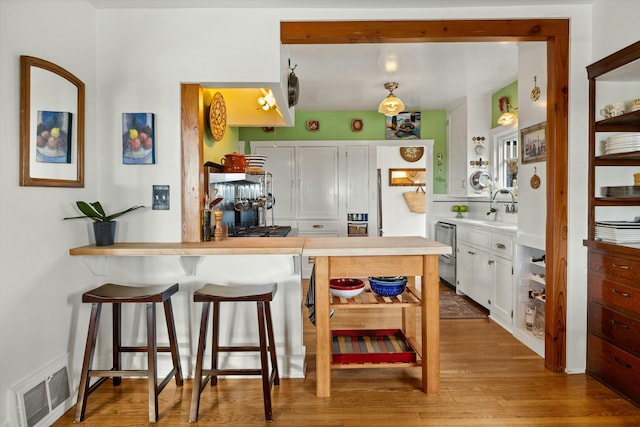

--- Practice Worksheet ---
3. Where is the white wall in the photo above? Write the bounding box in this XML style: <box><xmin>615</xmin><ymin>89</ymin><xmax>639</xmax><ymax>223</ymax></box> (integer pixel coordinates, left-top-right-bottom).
<box><xmin>5</xmin><ymin>1</ymin><xmax>640</xmax><ymax>425</ymax></box>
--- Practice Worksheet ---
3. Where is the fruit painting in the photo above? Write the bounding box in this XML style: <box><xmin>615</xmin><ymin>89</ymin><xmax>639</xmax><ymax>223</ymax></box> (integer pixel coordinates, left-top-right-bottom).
<box><xmin>36</xmin><ymin>110</ymin><xmax>72</xmax><ymax>163</ymax></box>
<box><xmin>122</xmin><ymin>112</ymin><xmax>155</xmax><ymax>164</ymax></box>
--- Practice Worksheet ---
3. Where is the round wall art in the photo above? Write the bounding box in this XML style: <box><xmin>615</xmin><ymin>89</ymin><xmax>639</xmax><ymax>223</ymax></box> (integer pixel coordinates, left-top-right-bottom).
<box><xmin>209</xmin><ymin>92</ymin><xmax>227</xmax><ymax>141</ymax></box>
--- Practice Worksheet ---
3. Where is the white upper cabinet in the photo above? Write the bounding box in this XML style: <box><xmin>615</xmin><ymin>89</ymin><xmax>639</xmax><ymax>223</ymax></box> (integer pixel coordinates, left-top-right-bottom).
<box><xmin>297</xmin><ymin>146</ymin><xmax>339</xmax><ymax>219</ymax></box>
<box><xmin>345</xmin><ymin>145</ymin><xmax>370</xmax><ymax>215</ymax></box>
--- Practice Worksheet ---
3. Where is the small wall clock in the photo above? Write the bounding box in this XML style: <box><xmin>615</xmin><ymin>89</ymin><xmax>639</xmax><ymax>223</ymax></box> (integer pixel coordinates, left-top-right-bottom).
<box><xmin>399</xmin><ymin>146</ymin><xmax>424</xmax><ymax>162</ymax></box>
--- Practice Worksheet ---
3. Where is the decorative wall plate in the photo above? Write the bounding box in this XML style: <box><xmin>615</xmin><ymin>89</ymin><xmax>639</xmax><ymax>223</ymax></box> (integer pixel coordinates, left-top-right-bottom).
<box><xmin>351</xmin><ymin>118</ymin><xmax>363</xmax><ymax>132</ymax></box>
<box><xmin>399</xmin><ymin>146</ymin><xmax>424</xmax><ymax>162</ymax></box>
<box><xmin>306</xmin><ymin>120</ymin><xmax>319</xmax><ymax>131</ymax></box>
<box><xmin>209</xmin><ymin>92</ymin><xmax>227</xmax><ymax>141</ymax></box>
<box><xmin>530</xmin><ymin>167</ymin><xmax>541</xmax><ymax>189</ymax></box>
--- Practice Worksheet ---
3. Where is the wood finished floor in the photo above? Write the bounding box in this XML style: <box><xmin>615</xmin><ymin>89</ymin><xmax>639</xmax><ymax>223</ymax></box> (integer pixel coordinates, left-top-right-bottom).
<box><xmin>54</xmin><ymin>283</ymin><xmax>640</xmax><ymax>426</ymax></box>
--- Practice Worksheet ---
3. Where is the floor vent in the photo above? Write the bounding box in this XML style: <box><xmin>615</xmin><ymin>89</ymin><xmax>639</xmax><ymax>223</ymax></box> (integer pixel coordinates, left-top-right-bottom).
<box><xmin>11</xmin><ymin>354</ymin><xmax>73</xmax><ymax>427</ymax></box>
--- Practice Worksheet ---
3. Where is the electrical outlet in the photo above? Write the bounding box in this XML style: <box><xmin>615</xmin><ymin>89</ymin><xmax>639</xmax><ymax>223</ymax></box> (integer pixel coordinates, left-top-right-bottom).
<box><xmin>152</xmin><ymin>185</ymin><xmax>170</xmax><ymax>210</ymax></box>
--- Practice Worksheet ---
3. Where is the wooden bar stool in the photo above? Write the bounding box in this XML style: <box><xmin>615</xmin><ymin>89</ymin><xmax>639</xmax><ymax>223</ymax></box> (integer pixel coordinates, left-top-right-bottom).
<box><xmin>74</xmin><ymin>283</ymin><xmax>183</xmax><ymax>423</ymax></box>
<box><xmin>190</xmin><ymin>283</ymin><xmax>279</xmax><ymax>422</ymax></box>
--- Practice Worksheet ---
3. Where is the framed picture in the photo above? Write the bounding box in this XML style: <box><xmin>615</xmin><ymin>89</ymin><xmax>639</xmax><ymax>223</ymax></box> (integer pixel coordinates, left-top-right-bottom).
<box><xmin>122</xmin><ymin>113</ymin><xmax>155</xmax><ymax>164</ymax></box>
<box><xmin>19</xmin><ymin>56</ymin><xmax>85</xmax><ymax>187</ymax></box>
<box><xmin>520</xmin><ymin>122</ymin><xmax>546</xmax><ymax>164</ymax></box>
<box><xmin>306</xmin><ymin>120</ymin><xmax>320</xmax><ymax>131</ymax></box>
<box><xmin>385</xmin><ymin>112</ymin><xmax>420</xmax><ymax>140</ymax></box>
<box><xmin>351</xmin><ymin>118</ymin><xmax>363</xmax><ymax>132</ymax></box>
<box><xmin>389</xmin><ymin>168</ymin><xmax>426</xmax><ymax>186</ymax></box>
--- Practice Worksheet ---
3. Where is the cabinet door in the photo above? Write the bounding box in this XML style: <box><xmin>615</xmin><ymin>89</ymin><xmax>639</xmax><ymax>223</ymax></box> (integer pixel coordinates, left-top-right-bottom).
<box><xmin>456</xmin><ymin>243</ymin><xmax>474</xmax><ymax>297</ymax></box>
<box><xmin>492</xmin><ymin>255</ymin><xmax>514</xmax><ymax>329</ymax></box>
<box><xmin>255</xmin><ymin>146</ymin><xmax>296</xmax><ymax>219</ymax></box>
<box><xmin>345</xmin><ymin>145</ymin><xmax>369</xmax><ymax>214</ymax></box>
<box><xmin>297</xmin><ymin>146</ymin><xmax>339</xmax><ymax>219</ymax></box>
<box><xmin>457</xmin><ymin>242</ymin><xmax>492</xmax><ymax>310</ymax></box>
<box><xmin>447</xmin><ymin>102</ymin><xmax>468</xmax><ymax>196</ymax></box>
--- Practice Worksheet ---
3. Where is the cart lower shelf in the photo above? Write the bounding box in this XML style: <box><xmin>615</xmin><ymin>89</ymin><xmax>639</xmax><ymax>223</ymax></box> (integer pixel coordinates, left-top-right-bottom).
<box><xmin>331</xmin><ymin>329</ymin><xmax>421</xmax><ymax>368</ymax></box>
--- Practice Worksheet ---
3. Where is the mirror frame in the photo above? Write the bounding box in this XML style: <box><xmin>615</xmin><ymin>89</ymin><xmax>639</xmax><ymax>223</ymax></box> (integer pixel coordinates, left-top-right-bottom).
<box><xmin>20</xmin><ymin>55</ymin><xmax>85</xmax><ymax>187</ymax></box>
<box><xmin>389</xmin><ymin>168</ymin><xmax>426</xmax><ymax>186</ymax></box>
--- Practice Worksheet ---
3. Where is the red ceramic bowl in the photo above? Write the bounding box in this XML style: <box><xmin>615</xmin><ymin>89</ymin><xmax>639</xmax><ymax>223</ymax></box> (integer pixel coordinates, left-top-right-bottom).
<box><xmin>330</xmin><ymin>278</ymin><xmax>364</xmax><ymax>288</ymax></box>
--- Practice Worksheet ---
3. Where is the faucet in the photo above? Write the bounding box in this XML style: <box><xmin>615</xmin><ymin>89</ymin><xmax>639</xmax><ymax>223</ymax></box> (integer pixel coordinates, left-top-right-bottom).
<box><xmin>491</xmin><ymin>189</ymin><xmax>518</xmax><ymax>214</ymax></box>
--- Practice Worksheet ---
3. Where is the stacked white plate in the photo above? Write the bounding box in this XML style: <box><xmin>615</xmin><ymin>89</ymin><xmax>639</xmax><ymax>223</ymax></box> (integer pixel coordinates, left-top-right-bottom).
<box><xmin>604</xmin><ymin>133</ymin><xmax>640</xmax><ymax>155</ymax></box>
<box><xmin>245</xmin><ymin>155</ymin><xmax>267</xmax><ymax>171</ymax></box>
<box><xmin>595</xmin><ymin>221</ymin><xmax>640</xmax><ymax>243</ymax></box>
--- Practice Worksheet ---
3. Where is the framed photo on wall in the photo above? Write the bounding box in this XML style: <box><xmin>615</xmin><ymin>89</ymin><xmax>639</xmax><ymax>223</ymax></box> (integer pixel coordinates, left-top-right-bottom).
<box><xmin>385</xmin><ymin>112</ymin><xmax>421</xmax><ymax>140</ymax></box>
<box><xmin>122</xmin><ymin>112</ymin><xmax>155</xmax><ymax>164</ymax></box>
<box><xmin>520</xmin><ymin>122</ymin><xmax>546</xmax><ymax>164</ymax></box>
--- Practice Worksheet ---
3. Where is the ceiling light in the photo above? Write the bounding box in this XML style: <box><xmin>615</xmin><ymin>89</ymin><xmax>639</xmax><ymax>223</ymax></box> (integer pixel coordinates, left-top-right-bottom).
<box><xmin>497</xmin><ymin>96</ymin><xmax>518</xmax><ymax>126</ymax></box>
<box><xmin>378</xmin><ymin>82</ymin><xmax>405</xmax><ymax>117</ymax></box>
<box><xmin>258</xmin><ymin>89</ymin><xmax>277</xmax><ymax>111</ymax></box>
<box><xmin>385</xmin><ymin>56</ymin><xmax>398</xmax><ymax>73</ymax></box>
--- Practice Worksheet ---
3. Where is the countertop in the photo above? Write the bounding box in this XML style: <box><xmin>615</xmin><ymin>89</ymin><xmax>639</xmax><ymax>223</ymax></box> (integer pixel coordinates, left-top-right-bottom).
<box><xmin>69</xmin><ymin>236</ymin><xmax>451</xmax><ymax>257</ymax></box>
<box><xmin>434</xmin><ymin>217</ymin><xmax>517</xmax><ymax>234</ymax></box>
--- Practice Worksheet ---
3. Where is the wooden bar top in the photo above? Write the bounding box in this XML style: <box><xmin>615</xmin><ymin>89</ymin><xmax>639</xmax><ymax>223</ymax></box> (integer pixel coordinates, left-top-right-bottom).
<box><xmin>69</xmin><ymin>236</ymin><xmax>451</xmax><ymax>257</ymax></box>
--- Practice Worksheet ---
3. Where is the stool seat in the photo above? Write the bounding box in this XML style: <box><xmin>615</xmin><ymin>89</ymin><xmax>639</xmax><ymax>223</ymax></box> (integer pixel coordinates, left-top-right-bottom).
<box><xmin>190</xmin><ymin>283</ymin><xmax>279</xmax><ymax>422</ymax></box>
<box><xmin>74</xmin><ymin>283</ymin><xmax>183</xmax><ymax>423</ymax></box>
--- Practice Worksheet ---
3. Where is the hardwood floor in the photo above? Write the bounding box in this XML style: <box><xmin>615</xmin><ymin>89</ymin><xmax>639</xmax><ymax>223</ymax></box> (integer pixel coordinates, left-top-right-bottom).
<box><xmin>54</xmin><ymin>285</ymin><xmax>640</xmax><ymax>426</ymax></box>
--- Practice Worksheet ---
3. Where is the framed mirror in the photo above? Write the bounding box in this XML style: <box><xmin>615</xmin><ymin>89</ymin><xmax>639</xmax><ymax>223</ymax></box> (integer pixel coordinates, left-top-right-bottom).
<box><xmin>20</xmin><ymin>56</ymin><xmax>84</xmax><ymax>187</ymax></box>
<box><xmin>389</xmin><ymin>168</ymin><xmax>426</xmax><ymax>186</ymax></box>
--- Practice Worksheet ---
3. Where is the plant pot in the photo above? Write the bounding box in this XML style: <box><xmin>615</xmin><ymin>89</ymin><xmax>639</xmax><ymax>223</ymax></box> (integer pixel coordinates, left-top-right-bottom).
<box><xmin>93</xmin><ymin>221</ymin><xmax>116</xmax><ymax>246</ymax></box>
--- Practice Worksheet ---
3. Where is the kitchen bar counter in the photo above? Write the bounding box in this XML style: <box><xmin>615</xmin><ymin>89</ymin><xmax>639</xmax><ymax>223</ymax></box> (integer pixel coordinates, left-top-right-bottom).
<box><xmin>69</xmin><ymin>236</ymin><xmax>451</xmax><ymax>397</ymax></box>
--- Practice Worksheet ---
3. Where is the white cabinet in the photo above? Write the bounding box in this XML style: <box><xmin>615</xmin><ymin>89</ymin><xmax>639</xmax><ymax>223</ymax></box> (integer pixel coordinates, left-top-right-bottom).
<box><xmin>489</xmin><ymin>232</ymin><xmax>515</xmax><ymax>331</ymax></box>
<box><xmin>456</xmin><ymin>226</ymin><xmax>492</xmax><ymax>310</ymax></box>
<box><xmin>345</xmin><ymin>145</ymin><xmax>369</xmax><ymax>215</ymax></box>
<box><xmin>513</xmin><ymin>245</ymin><xmax>546</xmax><ymax>357</ymax></box>
<box><xmin>448</xmin><ymin>102</ymin><xmax>468</xmax><ymax>196</ymax></box>
<box><xmin>254</xmin><ymin>144</ymin><xmax>339</xmax><ymax>221</ymax></box>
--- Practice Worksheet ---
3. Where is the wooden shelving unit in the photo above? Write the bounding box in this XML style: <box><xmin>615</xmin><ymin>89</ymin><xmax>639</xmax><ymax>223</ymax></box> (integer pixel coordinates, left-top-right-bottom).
<box><xmin>584</xmin><ymin>40</ymin><xmax>640</xmax><ymax>407</ymax></box>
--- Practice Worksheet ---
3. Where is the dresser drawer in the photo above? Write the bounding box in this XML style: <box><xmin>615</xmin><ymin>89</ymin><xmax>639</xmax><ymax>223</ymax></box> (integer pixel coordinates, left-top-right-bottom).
<box><xmin>589</xmin><ymin>252</ymin><xmax>640</xmax><ymax>284</ymax></box>
<box><xmin>297</xmin><ymin>220</ymin><xmax>340</xmax><ymax>235</ymax></box>
<box><xmin>588</xmin><ymin>276</ymin><xmax>640</xmax><ymax>315</ymax></box>
<box><xmin>490</xmin><ymin>233</ymin><xmax>513</xmax><ymax>259</ymax></box>
<box><xmin>588</xmin><ymin>302</ymin><xmax>640</xmax><ymax>358</ymax></box>
<box><xmin>587</xmin><ymin>334</ymin><xmax>640</xmax><ymax>404</ymax></box>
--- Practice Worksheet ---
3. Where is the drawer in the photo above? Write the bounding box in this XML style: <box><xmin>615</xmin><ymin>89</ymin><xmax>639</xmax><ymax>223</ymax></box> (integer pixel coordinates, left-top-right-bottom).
<box><xmin>588</xmin><ymin>276</ymin><xmax>640</xmax><ymax>315</ymax></box>
<box><xmin>588</xmin><ymin>302</ymin><xmax>640</xmax><ymax>358</ymax></box>
<box><xmin>457</xmin><ymin>226</ymin><xmax>490</xmax><ymax>248</ymax></box>
<box><xmin>490</xmin><ymin>233</ymin><xmax>513</xmax><ymax>259</ymax></box>
<box><xmin>297</xmin><ymin>220</ymin><xmax>340</xmax><ymax>234</ymax></box>
<box><xmin>589</xmin><ymin>252</ymin><xmax>640</xmax><ymax>285</ymax></box>
<box><xmin>587</xmin><ymin>334</ymin><xmax>640</xmax><ymax>404</ymax></box>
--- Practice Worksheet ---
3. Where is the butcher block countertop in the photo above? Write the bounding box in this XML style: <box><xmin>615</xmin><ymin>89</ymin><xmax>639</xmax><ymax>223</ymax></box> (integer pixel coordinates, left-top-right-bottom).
<box><xmin>69</xmin><ymin>236</ymin><xmax>451</xmax><ymax>257</ymax></box>
<box><xmin>69</xmin><ymin>237</ymin><xmax>306</xmax><ymax>256</ymax></box>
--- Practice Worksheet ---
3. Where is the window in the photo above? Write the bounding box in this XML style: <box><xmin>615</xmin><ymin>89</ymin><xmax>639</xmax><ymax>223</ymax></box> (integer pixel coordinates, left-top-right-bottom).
<box><xmin>491</xmin><ymin>126</ymin><xmax>519</xmax><ymax>190</ymax></box>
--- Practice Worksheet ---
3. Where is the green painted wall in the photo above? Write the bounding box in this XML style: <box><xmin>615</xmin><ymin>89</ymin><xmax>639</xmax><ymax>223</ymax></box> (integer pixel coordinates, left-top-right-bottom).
<box><xmin>238</xmin><ymin>109</ymin><xmax>448</xmax><ymax>193</ymax></box>
<box><xmin>491</xmin><ymin>80</ymin><xmax>518</xmax><ymax>128</ymax></box>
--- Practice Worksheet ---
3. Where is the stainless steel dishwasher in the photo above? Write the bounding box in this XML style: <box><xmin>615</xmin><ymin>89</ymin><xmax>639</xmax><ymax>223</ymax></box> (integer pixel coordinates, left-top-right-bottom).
<box><xmin>435</xmin><ymin>221</ymin><xmax>456</xmax><ymax>289</ymax></box>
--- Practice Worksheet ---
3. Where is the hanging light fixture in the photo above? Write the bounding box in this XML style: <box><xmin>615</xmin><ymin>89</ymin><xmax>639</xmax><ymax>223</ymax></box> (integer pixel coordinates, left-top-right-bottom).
<box><xmin>378</xmin><ymin>82</ymin><xmax>405</xmax><ymax>117</ymax></box>
<box><xmin>497</xmin><ymin>96</ymin><xmax>518</xmax><ymax>126</ymax></box>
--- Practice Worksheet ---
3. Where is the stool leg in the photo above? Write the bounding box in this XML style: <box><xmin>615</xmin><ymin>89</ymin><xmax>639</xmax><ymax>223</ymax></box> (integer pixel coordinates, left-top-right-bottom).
<box><xmin>74</xmin><ymin>302</ymin><xmax>102</xmax><ymax>423</ymax></box>
<box><xmin>146</xmin><ymin>302</ymin><xmax>158</xmax><ymax>423</ymax></box>
<box><xmin>264</xmin><ymin>301</ymin><xmax>280</xmax><ymax>386</ymax></box>
<box><xmin>256</xmin><ymin>301</ymin><xmax>273</xmax><ymax>422</ymax></box>
<box><xmin>163</xmin><ymin>298</ymin><xmax>183</xmax><ymax>386</ymax></box>
<box><xmin>189</xmin><ymin>301</ymin><xmax>211</xmax><ymax>423</ymax></box>
<box><xmin>112</xmin><ymin>303</ymin><xmax>121</xmax><ymax>386</ymax></box>
<box><xmin>210</xmin><ymin>301</ymin><xmax>221</xmax><ymax>386</ymax></box>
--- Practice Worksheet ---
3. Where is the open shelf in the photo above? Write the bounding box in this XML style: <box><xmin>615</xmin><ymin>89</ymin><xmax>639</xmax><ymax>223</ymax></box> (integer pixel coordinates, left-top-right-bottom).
<box><xmin>330</xmin><ymin>286</ymin><xmax>421</xmax><ymax>309</ymax></box>
<box><xmin>331</xmin><ymin>329</ymin><xmax>419</xmax><ymax>367</ymax></box>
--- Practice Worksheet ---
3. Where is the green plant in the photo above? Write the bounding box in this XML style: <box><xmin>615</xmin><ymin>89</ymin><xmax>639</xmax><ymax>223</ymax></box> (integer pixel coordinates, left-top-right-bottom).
<box><xmin>64</xmin><ymin>201</ymin><xmax>144</xmax><ymax>222</ymax></box>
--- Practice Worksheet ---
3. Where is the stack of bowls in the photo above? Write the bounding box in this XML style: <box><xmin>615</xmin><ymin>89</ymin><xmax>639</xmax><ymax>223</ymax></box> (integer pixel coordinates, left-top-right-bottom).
<box><xmin>330</xmin><ymin>278</ymin><xmax>365</xmax><ymax>298</ymax></box>
<box><xmin>368</xmin><ymin>276</ymin><xmax>408</xmax><ymax>297</ymax></box>
<box><xmin>245</xmin><ymin>155</ymin><xmax>267</xmax><ymax>172</ymax></box>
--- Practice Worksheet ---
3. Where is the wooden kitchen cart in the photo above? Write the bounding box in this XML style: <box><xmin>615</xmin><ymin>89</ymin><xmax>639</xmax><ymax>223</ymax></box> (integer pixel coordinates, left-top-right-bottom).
<box><xmin>303</xmin><ymin>236</ymin><xmax>451</xmax><ymax>397</ymax></box>
<box><xmin>584</xmin><ymin>40</ymin><xmax>640</xmax><ymax>406</ymax></box>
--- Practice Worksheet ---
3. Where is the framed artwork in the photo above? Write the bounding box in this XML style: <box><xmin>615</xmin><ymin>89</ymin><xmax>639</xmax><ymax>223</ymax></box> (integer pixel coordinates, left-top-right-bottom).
<box><xmin>520</xmin><ymin>122</ymin><xmax>546</xmax><ymax>164</ymax></box>
<box><xmin>19</xmin><ymin>55</ymin><xmax>85</xmax><ymax>187</ymax></box>
<box><xmin>385</xmin><ymin>112</ymin><xmax>421</xmax><ymax>140</ymax></box>
<box><xmin>122</xmin><ymin>113</ymin><xmax>155</xmax><ymax>164</ymax></box>
<box><xmin>351</xmin><ymin>118</ymin><xmax>363</xmax><ymax>132</ymax></box>
<box><xmin>306</xmin><ymin>120</ymin><xmax>320</xmax><ymax>131</ymax></box>
<box><xmin>399</xmin><ymin>146</ymin><xmax>424</xmax><ymax>162</ymax></box>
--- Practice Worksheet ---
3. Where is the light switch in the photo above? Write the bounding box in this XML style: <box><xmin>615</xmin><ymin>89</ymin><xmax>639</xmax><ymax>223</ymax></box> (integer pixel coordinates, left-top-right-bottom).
<box><xmin>152</xmin><ymin>185</ymin><xmax>170</xmax><ymax>210</ymax></box>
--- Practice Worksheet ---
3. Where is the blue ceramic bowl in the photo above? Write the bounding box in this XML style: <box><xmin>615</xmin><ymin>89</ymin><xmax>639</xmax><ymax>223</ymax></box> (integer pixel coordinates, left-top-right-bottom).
<box><xmin>368</xmin><ymin>276</ymin><xmax>408</xmax><ymax>297</ymax></box>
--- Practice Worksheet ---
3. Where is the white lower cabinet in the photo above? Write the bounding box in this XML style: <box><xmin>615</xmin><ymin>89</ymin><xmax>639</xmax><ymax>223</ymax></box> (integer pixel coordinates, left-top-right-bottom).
<box><xmin>457</xmin><ymin>225</ymin><xmax>515</xmax><ymax>325</ymax></box>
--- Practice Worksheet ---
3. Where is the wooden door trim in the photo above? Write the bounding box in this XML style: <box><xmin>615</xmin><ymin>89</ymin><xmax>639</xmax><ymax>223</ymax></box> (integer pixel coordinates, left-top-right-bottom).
<box><xmin>181</xmin><ymin>18</ymin><xmax>569</xmax><ymax>371</ymax></box>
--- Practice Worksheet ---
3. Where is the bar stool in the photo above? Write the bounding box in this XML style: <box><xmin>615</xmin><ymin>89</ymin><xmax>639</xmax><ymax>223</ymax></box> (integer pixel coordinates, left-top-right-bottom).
<box><xmin>74</xmin><ymin>283</ymin><xmax>183</xmax><ymax>423</ymax></box>
<box><xmin>190</xmin><ymin>283</ymin><xmax>279</xmax><ymax>422</ymax></box>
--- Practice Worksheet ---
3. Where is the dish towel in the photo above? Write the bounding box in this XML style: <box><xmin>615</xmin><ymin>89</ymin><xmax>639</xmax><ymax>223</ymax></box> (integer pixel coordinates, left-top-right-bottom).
<box><xmin>305</xmin><ymin>265</ymin><xmax>334</xmax><ymax>326</ymax></box>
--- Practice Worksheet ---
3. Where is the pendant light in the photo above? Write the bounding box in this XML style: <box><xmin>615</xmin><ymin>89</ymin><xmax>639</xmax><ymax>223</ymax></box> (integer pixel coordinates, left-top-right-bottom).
<box><xmin>498</xmin><ymin>96</ymin><xmax>518</xmax><ymax>126</ymax></box>
<box><xmin>378</xmin><ymin>82</ymin><xmax>405</xmax><ymax>117</ymax></box>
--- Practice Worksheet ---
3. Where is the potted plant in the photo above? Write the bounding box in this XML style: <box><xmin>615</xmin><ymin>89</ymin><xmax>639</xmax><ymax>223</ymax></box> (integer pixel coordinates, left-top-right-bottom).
<box><xmin>64</xmin><ymin>201</ymin><xmax>144</xmax><ymax>246</ymax></box>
